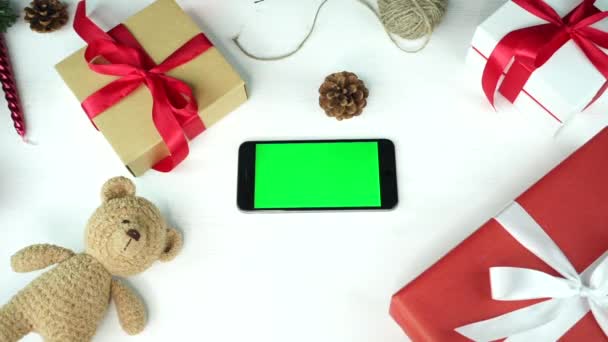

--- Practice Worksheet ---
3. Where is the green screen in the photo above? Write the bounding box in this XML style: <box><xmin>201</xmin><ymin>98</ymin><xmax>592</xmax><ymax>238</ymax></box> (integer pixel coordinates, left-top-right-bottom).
<box><xmin>254</xmin><ymin>142</ymin><xmax>382</xmax><ymax>208</ymax></box>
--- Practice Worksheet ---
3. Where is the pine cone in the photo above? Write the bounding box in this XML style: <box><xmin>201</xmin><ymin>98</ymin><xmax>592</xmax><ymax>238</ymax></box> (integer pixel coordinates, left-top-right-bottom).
<box><xmin>24</xmin><ymin>0</ymin><xmax>68</xmax><ymax>33</ymax></box>
<box><xmin>319</xmin><ymin>71</ymin><xmax>369</xmax><ymax>121</ymax></box>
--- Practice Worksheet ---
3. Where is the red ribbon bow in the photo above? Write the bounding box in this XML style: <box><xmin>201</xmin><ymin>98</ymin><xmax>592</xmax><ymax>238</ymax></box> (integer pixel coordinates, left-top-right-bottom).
<box><xmin>483</xmin><ymin>0</ymin><xmax>608</xmax><ymax>111</ymax></box>
<box><xmin>74</xmin><ymin>1</ymin><xmax>212</xmax><ymax>172</ymax></box>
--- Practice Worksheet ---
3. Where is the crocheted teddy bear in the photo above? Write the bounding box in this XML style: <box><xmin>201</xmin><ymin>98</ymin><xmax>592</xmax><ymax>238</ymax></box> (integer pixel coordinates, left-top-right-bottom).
<box><xmin>0</xmin><ymin>177</ymin><xmax>183</xmax><ymax>341</ymax></box>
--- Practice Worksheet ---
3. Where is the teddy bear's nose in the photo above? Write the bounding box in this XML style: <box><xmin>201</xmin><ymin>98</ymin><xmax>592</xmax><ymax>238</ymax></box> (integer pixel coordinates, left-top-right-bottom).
<box><xmin>126</xmin><ymin>229</ymin><xmax>141</xmax><ymax>241</ymax></box>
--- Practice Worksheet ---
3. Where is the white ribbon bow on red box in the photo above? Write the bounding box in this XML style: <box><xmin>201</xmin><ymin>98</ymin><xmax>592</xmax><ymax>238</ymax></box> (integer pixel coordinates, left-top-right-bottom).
<box><xmin>455</xmin><ymin>202</ymin><xmax>608</xmax><ymax>341</ymax></box>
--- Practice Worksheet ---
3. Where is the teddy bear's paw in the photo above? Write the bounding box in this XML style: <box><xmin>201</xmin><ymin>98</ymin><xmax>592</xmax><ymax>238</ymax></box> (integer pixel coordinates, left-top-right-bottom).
<box><xmin>119</xmin><ymin>305</ymin><xmax>147</xmax><ymax>335</ymax></box>
<box><xmin>10</xmin><ymin>244</ymin><xmax>74</xmax><ymax>273</ymax></box>
<box><xmin>122</xmin><ymin>314</ymin><xmax>147</xmax><ymax>336</ymax></box>
<box><xmin>112</xmin><ymin>279</ymin><xmax>147</xmax><ymax>335</ymax></box>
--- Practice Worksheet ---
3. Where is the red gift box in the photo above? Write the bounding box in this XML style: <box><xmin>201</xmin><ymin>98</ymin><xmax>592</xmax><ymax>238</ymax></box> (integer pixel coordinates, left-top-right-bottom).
<box><xmin>390</xmin><ymin>128</ymin><xmax>608</xmax><ymax>341</ymax></box>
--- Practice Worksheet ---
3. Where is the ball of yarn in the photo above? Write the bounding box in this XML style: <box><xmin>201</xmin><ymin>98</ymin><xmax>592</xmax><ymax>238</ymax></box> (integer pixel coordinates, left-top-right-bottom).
<box><xmin>378</xmin><ymin>0</ymin><xmax>447</xmax><ymax>40</ymax></box>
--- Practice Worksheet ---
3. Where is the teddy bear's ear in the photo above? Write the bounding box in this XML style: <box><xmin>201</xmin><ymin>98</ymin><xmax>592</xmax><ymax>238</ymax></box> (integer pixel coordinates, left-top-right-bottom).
<box><xmin>101</xmin><ymin>177</ymin><xmax>136</xmax><ymax>202</ymax></box>
<box><xmin>159</xmin><ymin>228</ymin><xmax>183</xmax><ymax>262</ymax></box>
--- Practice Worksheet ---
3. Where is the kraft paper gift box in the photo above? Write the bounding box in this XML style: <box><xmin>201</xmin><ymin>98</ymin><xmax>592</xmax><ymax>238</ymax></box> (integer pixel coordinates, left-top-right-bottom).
<box><xmin>466</xmin><ymin>0</ymin><xmax>608</xmax><ymax>131</ymax></box>
<box><xmin>56</xmin><ymin>0</ymin><xmax>247</xmax><ymax>176</ymax></box>
<box><xmin>390</xmin><ymin>127</ymin><xmax>608</xmax><ymax>341</ymax></box>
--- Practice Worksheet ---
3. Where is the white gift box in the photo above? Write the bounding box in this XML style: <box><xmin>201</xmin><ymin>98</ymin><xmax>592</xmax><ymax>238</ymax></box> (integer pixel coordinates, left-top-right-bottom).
<box><xmin>466</xmin><ymin>0</ymin><xmax>608</xmax><ymax>130</ymax></box>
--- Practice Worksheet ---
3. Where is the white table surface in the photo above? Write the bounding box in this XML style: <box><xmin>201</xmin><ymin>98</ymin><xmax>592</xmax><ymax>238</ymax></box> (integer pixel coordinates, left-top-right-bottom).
<box><xmin>1</xmin><ymin>0</ymin><xmax>607</xmax><ymax>341</ymax></box>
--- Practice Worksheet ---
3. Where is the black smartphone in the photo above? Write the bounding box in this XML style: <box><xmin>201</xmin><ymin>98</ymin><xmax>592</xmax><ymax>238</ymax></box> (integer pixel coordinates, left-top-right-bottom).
<box><xmin>237</xmin><ymin>139</ymin><xmax>398</xmax><ymax>211</ymax></box>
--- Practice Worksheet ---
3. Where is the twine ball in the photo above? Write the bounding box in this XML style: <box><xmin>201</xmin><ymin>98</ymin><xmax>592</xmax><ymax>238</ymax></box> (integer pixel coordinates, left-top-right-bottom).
<box><xmin>378</xmin><ymin>0</ymin><xmax>447</xmax><ymax>40</ymax></box>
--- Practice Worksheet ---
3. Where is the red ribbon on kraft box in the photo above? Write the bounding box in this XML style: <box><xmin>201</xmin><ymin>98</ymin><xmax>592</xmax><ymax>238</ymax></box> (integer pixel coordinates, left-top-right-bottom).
<box><xmin>73</xmin><ymin>1</ymin><xmax>212</xmax><ymax>172</ymax></box>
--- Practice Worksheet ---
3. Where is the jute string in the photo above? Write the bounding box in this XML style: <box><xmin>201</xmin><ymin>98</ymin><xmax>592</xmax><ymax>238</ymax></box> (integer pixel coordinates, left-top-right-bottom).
<box><xmin>233</xmin><ymin>0</ymin><xmax>448</xmax><ymax>61</ymax></box>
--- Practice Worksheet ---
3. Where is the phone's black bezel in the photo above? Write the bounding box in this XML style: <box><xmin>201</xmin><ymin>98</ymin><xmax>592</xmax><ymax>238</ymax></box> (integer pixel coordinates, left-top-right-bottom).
<box><xmin>237</xmin><ymin>139</ymin><xmax>398</xmax><ymax>211</ymax></box>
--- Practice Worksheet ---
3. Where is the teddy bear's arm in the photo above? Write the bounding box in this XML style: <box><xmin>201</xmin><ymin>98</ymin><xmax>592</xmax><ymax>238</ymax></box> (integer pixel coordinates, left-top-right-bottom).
<box><xmin>111</xmin><ymin>279</ymin><xmax>147</xmax><ymax>335</ymax></box>
<box><xmin>11</xmin><ymin>244</ymin><xmax>75</xmax><ymax>273</ymax></box>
